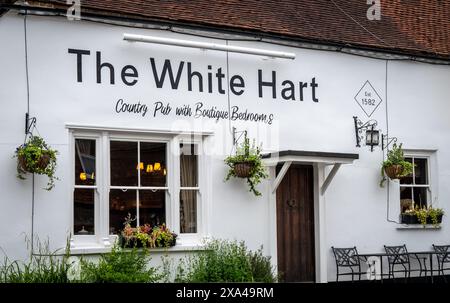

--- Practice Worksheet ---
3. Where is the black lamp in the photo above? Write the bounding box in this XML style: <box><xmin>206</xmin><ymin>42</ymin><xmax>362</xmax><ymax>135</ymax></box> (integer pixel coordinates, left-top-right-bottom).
<box><xmin>353</xmin><ymin>116</ymin><xmax>379</xmax><ymax>152</ymax></box>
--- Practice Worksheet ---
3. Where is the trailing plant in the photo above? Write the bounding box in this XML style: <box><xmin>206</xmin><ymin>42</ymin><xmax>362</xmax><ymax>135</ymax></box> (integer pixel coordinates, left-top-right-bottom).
<box><xmin>173</xmin><ymin>239</ymin><xmax>277</xmax><ymax>282</ymax></box>
<box><xmin>79</xmin><ymin>244</ymin><xmax>161</xmax><ymax>283</ymax></box>
<box><xmin>14</xmin><ymin>135</ymin><xmax>58</xmax><ymax>190</ymax></box>
<box><xmin>225</xmin><ymin>134</ymin><xmax>268</xmax><ymax>196</ymax></box>
<box><xmin>380</xmin><ymin>143</ymin><xmax>413</xmax><ymax>187</ymax></box>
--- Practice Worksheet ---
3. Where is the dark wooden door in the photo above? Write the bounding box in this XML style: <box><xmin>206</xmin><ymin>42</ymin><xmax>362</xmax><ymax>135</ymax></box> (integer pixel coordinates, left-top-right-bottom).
<box><xmin>276</xmin><ymin>164</ymin><xmax>315</xmax><ymax>282</ymax></box>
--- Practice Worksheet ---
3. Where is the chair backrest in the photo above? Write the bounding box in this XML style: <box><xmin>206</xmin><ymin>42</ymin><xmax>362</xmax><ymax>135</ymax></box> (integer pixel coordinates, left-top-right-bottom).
<box><xmin>332</xmin><ymin>247</ymin><xmax>360</xmax><ymax>267</ymax></box>
<box><xmin>384</xmin><ymin>245</ymin><xmax>409</xmax><ymax>264</ymax></box>
<box><xmin>433</xmin><ymin>244</ymin><xmax>450</xmax><ymax>263</ymax></box>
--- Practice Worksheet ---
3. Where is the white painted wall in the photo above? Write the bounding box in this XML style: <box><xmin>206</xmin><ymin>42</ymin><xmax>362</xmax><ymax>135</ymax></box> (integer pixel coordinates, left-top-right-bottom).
<box><xmin>0</xmin><ymin>13</ymin><xmax>449</xmax><ymax>281</ymax></box>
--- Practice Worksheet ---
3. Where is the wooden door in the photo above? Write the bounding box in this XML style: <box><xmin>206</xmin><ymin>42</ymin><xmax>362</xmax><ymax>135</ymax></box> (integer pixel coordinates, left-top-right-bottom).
<box><xmin>276</xmin><ymin>164</ymin><xmax>315</xmax><ymax>282</ymax></box>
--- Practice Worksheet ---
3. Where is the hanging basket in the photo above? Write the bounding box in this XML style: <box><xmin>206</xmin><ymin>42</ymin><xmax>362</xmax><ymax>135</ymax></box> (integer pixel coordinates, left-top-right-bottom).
<box><xmin>233</xmin><ymin>162</ymin><xmax>254</xmax><ymax>178</ymax></box>
<box><xmin>18</xmin><ymin>152</ymin><xmax>51</xmax><ymax>173</ymax></box>
<box><xmin>384</xmin><ymin>164</ymin><xmax>404</xmax><ymax>179</ymax></box>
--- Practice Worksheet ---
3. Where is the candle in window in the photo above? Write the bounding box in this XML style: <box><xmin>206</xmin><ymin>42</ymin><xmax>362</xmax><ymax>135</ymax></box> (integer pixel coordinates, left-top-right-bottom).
<box><xmin>79</xmin><ymin>172</ymin><xmax>87</xmax><ymax>181</ymax></box>
<box><xmin>146</xmin><ymin>164</ymin><xmax>153</xmax><ymax>173</ymax></box>
<box><xmin>154</xmin><ymin>162</ymin><xmax>161</xmax><ymax>171</ymax></box>
<box><xmin>137</xmin><ymin>162</ymin><xmax>144</xmax><ymax>170</ymax></box>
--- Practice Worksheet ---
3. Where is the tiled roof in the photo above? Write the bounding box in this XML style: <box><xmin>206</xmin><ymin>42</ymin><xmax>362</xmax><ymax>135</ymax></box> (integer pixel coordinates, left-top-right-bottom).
<box><xmin>4</xmin><ymin>0</ymin><xmax>450</xmax><ymax>60</ymax></box>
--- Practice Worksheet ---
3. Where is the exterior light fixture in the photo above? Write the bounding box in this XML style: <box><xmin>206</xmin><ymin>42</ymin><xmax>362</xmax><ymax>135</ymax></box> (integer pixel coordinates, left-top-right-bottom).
<box><xmin>353</xmin><ymin>116</ymin><xmax>379</xmax><ymax>152</ymax></box>
<box><xmin>123</xmin><ymin>33</ymin><xmax>296</xmax><ymax>59</ymax></box>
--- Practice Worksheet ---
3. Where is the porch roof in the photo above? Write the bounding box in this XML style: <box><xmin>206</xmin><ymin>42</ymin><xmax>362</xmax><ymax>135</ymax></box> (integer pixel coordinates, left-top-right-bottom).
<box><xmin>262</xmin><ymin>150</ymin><xmax>359</xmax><ymax>195</ymax></box>
<box><xmin>262</xmin><ymin>150</ymin><xmax>359</xmax><ymax>166</ymax></box>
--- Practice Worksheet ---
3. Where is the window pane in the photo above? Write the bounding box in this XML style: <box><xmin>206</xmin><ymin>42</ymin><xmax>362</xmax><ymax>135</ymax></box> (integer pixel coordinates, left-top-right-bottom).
<box><xmin>414</xmin><ymin>158</ymin><xmax>428</xmax><ymax>185</ymax></box>
<box><xmin>75</xmin><ymin>139</ymin><xmax>96</xmax><ymax>186</ymax></box>
<box><xmin>139</xmin><ymin>190</ymin><xmax>166</xmax><ymax>227</ymax></box>
<box><xmin>110</xmin><ymin>141</ymin><xmax>138</xmax><ymax>186</ymax></box>
<box><xmin>400</xmin><ymin>157</ymin><xmax>413</xmax><ymax>184</ymax></box>
<box><xmin>413</xmin><ymin>187</ymin><xmax>428</xmax><ymax>208</ymax></box>
<box><xmin>180</xmin><ymin>190</ymin><xmax>197</xmax><ymax>233</ymax></box>
<box><xmin>400</xmin><ymin>187</ymin><xmax>413</xmax><ymax>213</ymax></box>
<box><xmin>180</xmin><ymin>144</ymin><xmax>198</xmax><ymax>187</ymax></box>
<box><xmin>74</xmin><ymin>188</ymin><xmax>95</xmax><ymax>235</ymax></box>
<box><xmin>109</xmin><ymin>189</ymin><xmax>137</xmax><ymax>234</ymax></box>
<box><xmin>140</xmin><ymin>142</ymin><xmax>166</xmax><ymax>187</ymax></box>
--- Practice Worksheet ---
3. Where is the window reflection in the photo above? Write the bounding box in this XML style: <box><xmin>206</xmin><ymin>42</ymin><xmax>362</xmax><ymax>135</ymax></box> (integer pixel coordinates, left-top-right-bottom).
<box><xmin>74</xmin><ymin>188</ymin><xmax>95</xmax><ymax>235</ymax></box>
<box><xmin>140</xmin><ymin>142</ymin><xmax>166</xmax><ymax>187</ymax></box>
<box><xmin>110</xmin><ymin>141</ymin><xmax>138</xmax><ymax>186</ymax></box>
<box><xmin>75</xmin><ymin>139</ymin><xmax>96</xmax><ymax>186</ymax></box>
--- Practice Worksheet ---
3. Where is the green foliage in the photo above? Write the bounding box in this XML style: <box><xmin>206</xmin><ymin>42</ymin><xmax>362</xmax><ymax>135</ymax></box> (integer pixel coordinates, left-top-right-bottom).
<box><xmin>428</xmin><ymin>207</ymin><xmax>444</xmax><ymax>226</ymax></box>
<box><xmin>402</xmin><ymin>205</ymin><xmax>445</xmax><ymax>227</ymax></box>
<box><xmin>225</xmin><ymin>134</ymin><xmax>268</xmax><ymax>196</ymax></box>
<box><xmin>14</xmin><ymin>135</ymin><xmax>58</xmax><ymax>190</ymax></box>
<box><xmin>121</xmin><ymin>214</ymin><xmax>177</xmax><ymax>248</ymax></box>
<box><xmin>79</xmin><ymin>244</ymin><xmax>161</xmax><ymax>283</ymax></box>
<box><xmin>380</xmin><ymin>143</ymin><xmax>413</xmax><ymax>187</ymax></box>
<box><xmin>0</xmin><ymin>238</ymin><xmax>70</xmax><ymax>283</ymax></box>
<box><xmin>173</xmin><ymin>239</ymin><xmax>277</xmax><ymax>282</ymax></box>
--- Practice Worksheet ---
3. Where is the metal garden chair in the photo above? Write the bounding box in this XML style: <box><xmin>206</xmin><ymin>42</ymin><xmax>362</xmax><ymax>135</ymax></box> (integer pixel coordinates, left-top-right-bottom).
<box><xmin>432</xmin><ymin>244</ymin><xmax>450</xmax><ymax>283</ymax></box>
<box><xmin>384</xmin><ymin>244</ymin><xmax>426</xmax><ymax>282</ymax></box>
<box><xmin>331</xmin><ymin>246</ymin><xmax>366</xmax><ymax>282</ymax></box>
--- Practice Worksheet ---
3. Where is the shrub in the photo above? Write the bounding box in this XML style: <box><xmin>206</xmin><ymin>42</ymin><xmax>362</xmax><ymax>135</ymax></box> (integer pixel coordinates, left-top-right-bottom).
<box><xmin>174</xmin><ymin>239</ymin><xmax>276</xmax><ymax>282</ymax></box>
<box><xmin>0</xmin><ymin>239</ymin><xmax>70</xmax><ymax>283</ymax></box>
<box><xmin>79</xmin><ymin>245</ymin><xmax>161</xmax><ymax>283</ymax></box>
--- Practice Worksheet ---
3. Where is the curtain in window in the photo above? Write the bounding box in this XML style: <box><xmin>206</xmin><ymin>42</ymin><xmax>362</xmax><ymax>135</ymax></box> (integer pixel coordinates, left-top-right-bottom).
<box><xmin>180</xmin><ymin>151</ymin><xmax>197</xmax><ymax>233</ymax></box>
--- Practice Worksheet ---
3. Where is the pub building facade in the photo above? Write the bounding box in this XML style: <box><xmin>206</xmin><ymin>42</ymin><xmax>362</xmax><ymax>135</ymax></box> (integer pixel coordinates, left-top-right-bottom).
<box><xmin>0</xmin><ymin>1</ymin><xmax>449</xmax><ymax>282</ymax></box>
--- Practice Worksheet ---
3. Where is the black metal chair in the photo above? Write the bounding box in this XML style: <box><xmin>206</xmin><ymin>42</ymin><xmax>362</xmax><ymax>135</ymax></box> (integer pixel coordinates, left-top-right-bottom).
<box><xmin>332</xmin><ymin>246</ymin><xmax>366</xmax><ymax>282</ymax></box>
<box><xmin>384</xmin><ymin>245</ymin><xmax>426</xmax><ymax>282</ymax></box>
<box><xmin>432</xmin><ymin>244</ymin><xmax>450</xmax><ymax>283</ymax></box>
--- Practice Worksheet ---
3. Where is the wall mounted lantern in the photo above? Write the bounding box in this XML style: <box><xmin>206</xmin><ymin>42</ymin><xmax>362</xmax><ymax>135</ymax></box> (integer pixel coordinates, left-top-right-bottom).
<box><xmin>353</xmin><ymin>116</ymin><xmax>379</xmax><ymax>151</ymax></box>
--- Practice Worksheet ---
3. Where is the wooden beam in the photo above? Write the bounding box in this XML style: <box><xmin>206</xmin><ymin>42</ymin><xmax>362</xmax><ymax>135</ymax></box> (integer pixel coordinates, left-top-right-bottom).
<box><xmin>320</xmin><ymin>163</ymin><xmax>342</xmax><ymax>195</ymax></box>
<box><xmin>271</xmin><ymin>161</ymin><xmax>292</xmax><ymax>193</ymax></box>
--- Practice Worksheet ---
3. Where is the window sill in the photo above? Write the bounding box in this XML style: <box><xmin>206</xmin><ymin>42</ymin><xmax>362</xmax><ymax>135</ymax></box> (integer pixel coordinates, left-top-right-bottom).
<box><xmin>396</xmin><ymin>224</ymin><xmax>442</xmax><ymax>230</ymax></box>
<box><xmin>69</xmin><ymin>243</ymin><xmax>206</xmax><ymax>255</ymax></box>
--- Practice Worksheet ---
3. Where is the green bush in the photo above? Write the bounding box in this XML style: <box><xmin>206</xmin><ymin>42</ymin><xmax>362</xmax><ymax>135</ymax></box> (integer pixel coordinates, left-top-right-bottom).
<box><xmin>174</xmin><ymin>239</ymin><xmax>276</xmax><ymax>282</ymax></box>
<box><xmin>0</xmin><ymin>239</ymin><xmax>70</xmax><ymax>283</ymax></box>
<box><xmin>79</xmin><ymin>245</ymin><xmax>161</xmax><ymax>283</ymax></box>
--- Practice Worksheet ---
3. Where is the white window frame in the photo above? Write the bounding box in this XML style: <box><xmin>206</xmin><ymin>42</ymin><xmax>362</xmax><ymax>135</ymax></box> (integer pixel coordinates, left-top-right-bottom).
<box><xmin>175</xmin><ymin>135</ymin><xmax>205</xmax><ymax>245</ymax></box>
<box><xmin>400</xmin><ymin>150</ymin><xmax>438</xmax><ymax>211</ymax></box>
<box><xmin>69</xmin><ymin>128</ymin><xmax>210</xmax><ymax>250</ymax></box>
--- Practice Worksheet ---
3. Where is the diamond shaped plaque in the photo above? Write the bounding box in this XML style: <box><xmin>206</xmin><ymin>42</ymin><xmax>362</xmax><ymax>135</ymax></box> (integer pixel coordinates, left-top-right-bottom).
<box><xmin>354</xmin><ymin>80</ymin><xmax>382</xmax><ymax>117</ymax></box>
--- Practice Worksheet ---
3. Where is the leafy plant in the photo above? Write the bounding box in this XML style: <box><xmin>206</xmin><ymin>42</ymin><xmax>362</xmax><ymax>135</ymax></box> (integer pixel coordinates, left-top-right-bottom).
<box><xmin>380</xmin><ymin>143</ymin><xmax>413</xmax><ymax>187</ymax></box>
<box><xmin>79</xmin><ymin>244</ymin><xmax>161</xmax><ymax>283</ymax></box>
<box><xmin>14</xmin><ymin>135</ymin><xmax>58</xmax><ymax>190</ymax></box>
<box><xmin>120</xmin><ymin>213</ymin><xmax>177</xmax><ymax>248</ymax></box>
<box><xmin>225</xmin><ymin>134</ymin><xmax>268</xmax><ymax>196</ymax></box>
<box><xmin>428</xmin><ymin>207</ymin><xmax>444</xmax><ymax>227</ymax></box>
<box><xmin>415</xmin><ymin>207</ymin><xmax>428</xmax><ymax>226</ymax></box>
<box><xmin>173</xmin><ymin>239</ymin><xmax>277</xmax><ymax>282</ymax></box>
